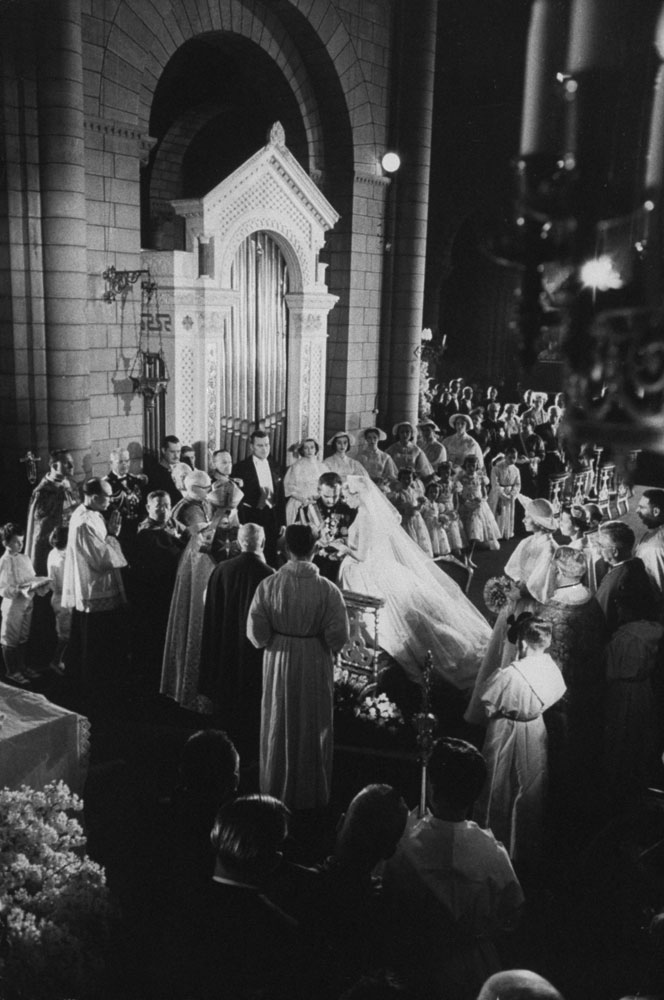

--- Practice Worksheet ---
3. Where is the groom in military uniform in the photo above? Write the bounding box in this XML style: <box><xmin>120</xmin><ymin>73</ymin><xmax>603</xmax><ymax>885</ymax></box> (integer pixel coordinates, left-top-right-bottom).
<box><xmin>299</xmin><ymin>471</ymin><xmax>357</xmax><ymax>582</ymax></box>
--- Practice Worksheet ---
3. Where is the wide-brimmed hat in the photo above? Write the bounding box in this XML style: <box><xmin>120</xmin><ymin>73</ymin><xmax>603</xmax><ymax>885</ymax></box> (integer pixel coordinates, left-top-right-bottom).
<box><xmin>327</xmin><ymin>430</ymin><xmax>356</xmax><ymax>447</ymax></box>
<box><xmin>469</xmin><ymin>407</ymin><xmax>485</xmax><ymax>419</ymax></box>
<box><xmin>520</xmin><ymin>496</ymin><xmax>558</xmax><ymax>531</ymax></box>
<box><xmin>362</xmin><ymin>426</ymin><xmax>387</xmax><ymax>441</ymax></box>
<box><xmin>449</xmin><ymin>413</ymin><xmax>473</xmax><ymax>431</ymax></box>
<box><xmin>392</xmin><ymin>421</ymin><xmax>416</xmax><ymax>438</ymax></box>
<box><xmin>418</xmin><ymin>419</ymin><xmax>440</xmax><ymax>432</ymax></box>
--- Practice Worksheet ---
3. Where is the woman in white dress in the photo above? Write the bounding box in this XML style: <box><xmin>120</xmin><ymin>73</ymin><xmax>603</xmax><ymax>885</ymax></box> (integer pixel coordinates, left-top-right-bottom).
<box><xmin>477</xmin><ymin>614</ymin><xmax>566</xmax><ymax>869</ymax></box>
<box><xmin>323</xmin><ymin>431</ymin><xmax>368</xmax><ymax>481</ymax></box>
<box><xmin>386</xmin><ymin>422</ymin><xmax>433</xmax><ymax>480</ymax></box>
<box><xmin>283</xmin><ymin>438</ymin><xmax>327</xmax><ymax>524</ymax></box>
<box><xmin>464</xmin><ymin>497</ymin><xmax>559</xmax><ymax>725</ymax></box>
<box><xmin>441</xmin><ymin>414</ymin><xmax>485</xmax><ymax>471</ymax></box>
<box><xmin>339</xmin><ymin>478</ymin><xmax>491</xmax><ymax>689</ymax></box>
<box><xmin>489</xmin><ymin>447</ymin><xmax>521</xmax><ymax>540</ymax></box>
<box><xmin>355</xmin><ymin>426</ymin><xmax>398</xmax><ymax>486</ymax></box>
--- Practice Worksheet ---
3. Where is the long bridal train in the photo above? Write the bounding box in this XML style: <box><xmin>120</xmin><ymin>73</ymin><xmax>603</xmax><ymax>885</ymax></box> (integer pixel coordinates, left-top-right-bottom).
<box><xmin>339</xmin><ymin>478</ymin><xmax>491</xmax><ymax>689</ymax></box>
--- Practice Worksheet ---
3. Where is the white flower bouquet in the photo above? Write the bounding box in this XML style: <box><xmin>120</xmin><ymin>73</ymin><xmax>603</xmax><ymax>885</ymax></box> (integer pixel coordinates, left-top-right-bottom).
<box><xmin>354</xmin><ymin>691</ymin><xmax>404</xmax><ymax>730</ymax></box>
<box><xmin>0</xmin><ymin>781</ymin><xmax>115</xmax><ymax>1000</ymax></box>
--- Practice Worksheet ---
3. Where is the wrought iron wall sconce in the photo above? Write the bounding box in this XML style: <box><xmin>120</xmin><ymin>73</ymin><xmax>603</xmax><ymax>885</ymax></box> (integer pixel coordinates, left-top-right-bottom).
<box><xmin>102</xmin><ymin>266</ymin><xmax>157</xmax><ymax>303</ymax></box>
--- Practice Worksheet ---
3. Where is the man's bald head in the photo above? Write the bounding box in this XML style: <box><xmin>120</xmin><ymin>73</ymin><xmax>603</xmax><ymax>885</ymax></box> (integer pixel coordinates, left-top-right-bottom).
<box><xmin>478</xmin><ymin>970</ymin><xmax>564</xmax><ymax>1000</ymax></box>
<box><xmin>238</xmin><ymin>523</ymin><xmax>265</xmax><ymax>552</ymax></box>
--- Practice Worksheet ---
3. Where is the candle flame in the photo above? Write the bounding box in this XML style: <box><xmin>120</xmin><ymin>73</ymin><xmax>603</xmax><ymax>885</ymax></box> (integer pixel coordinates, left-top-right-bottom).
<box><xmin>579</xmin><ymin>255</ymin><xmax>623</xmax><ymax>291</ymax></box>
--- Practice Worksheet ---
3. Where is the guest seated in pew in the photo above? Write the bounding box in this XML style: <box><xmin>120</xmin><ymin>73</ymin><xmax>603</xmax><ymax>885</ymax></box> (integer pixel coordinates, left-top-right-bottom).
<box><xmin>186</xmin><ymin>795</ymin><xmax>322</xmax><ymax>1000</ymax></box>
<box><xmin>267</xmin><ymin>784</ymin><xmax>409</xmax><ymax>995</ymax></box>
<box><xmin>383</xmin><ymin>737</ymin><xmax>523</xmax><ymax>1000</ymax></box>
<box><xmin>477</xmin><ymin>970</ymin><xmax>564</xmax><ymax>1000</ymax></box>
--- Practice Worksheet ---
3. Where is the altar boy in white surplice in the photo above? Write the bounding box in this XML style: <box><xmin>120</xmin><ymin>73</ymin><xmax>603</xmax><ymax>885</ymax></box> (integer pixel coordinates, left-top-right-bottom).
<box><xmin>477</xmin><ymin>615</ymin><xmax>565</xmax><ymax>875</ymax></box>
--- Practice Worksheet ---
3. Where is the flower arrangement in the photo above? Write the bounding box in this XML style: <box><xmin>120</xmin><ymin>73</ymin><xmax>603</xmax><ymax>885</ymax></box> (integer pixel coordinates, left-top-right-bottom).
<box><xmin>334</xmin><ymin>667</ymin><xmax>411</xmax><ymax>749</ymax></box>
<box><xmin>354</xmin><ymin>691</ymin><xmax>405</xmax><ymax>731</ymax></box>
<box><xmin>483</xmin><ymin>574</ymin><xmax>516</xmax><ymax>616</ymax></box>
<box><xmin>0</xmin><ymin>781</ymin><xmax>115</xmax><ymax>1000</ymax></box>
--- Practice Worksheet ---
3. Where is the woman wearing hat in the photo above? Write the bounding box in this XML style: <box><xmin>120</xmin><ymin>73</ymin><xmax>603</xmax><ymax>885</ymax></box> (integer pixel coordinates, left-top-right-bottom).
<box><xmin>282</xmin><ymin>438</ymin><xmax>326</xmax><ymax>524</ymax></box>
<box><xmin>323</xmin><ymin>431</ymin><xmax>368</xmax><ymax>481</ymax></box>
<box><xmin>465</xmin><ymin>496</ymin><xmax>559</xmax><ymax>725</ymax></box>
<box><xmin>418</xmin><ymin>420</ymin><xmax>447</xmax><ymax>469</ymax></box>
<box><xmin>356</xmin><ymin>427</ymin><xmax>398</xmax><ymax>486</ymax></box>
<box><xmin>386</xmin><ymin>422</ymin><xmax>433</xmax><ymax>480</ymax></box>
<box><xmin>441</xmin><ymin>413</ymin><xmax>485</xmax><ymax>471</ymax></box>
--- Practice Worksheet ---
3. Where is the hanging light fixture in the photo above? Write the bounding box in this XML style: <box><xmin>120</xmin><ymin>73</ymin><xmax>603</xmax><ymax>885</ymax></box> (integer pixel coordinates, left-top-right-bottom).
<box><xmin>128</xmin><ymin>275</ymin><xmax>170</xmax><ymax>408</ymax></box>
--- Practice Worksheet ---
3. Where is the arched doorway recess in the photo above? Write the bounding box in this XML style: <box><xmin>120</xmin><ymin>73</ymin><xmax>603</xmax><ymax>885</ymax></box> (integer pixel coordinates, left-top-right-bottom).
<box><xmin>141</xmin><ymin>123</ymin><xmax>339</xmax><ymax>466</ymax></box>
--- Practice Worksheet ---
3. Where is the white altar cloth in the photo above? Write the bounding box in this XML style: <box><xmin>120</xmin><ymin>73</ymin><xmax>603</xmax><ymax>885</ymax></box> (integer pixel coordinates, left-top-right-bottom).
<box><xmin>0</xmin><ymin>683</ymin><xmax>90</xmax><ymax>794</ymax></box>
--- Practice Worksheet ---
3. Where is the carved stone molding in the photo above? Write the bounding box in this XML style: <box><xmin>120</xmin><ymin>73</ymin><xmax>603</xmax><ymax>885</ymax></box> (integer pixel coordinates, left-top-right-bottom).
<box><xmin>84</xmin><ymin>116</ymin><xmax>156</xmax><ymax>164</ymax></box>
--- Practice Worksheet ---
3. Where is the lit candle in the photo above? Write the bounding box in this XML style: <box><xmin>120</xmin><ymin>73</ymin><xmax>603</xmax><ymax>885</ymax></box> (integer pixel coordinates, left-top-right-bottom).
<box><xmin>645</xmin><ymin>5</ymin><xmax>664</xmax><ymax>191</ymax></box>
<box><xmin>567</xmin><ymin>0</ymin><xmax>621</xmax><ymax>74</ymax></box>
<box><xmin>520</xmin><ymin>0</ymin><xmax>567</xmax><ymax>156</ymax></box>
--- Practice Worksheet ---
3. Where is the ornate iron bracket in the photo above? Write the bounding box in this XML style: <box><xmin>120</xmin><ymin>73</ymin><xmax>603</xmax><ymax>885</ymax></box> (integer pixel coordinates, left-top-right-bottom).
<box><xmin>102</xmin><ymin>266</ymin><xmax>157</xmax><ymax>303</ymax></box>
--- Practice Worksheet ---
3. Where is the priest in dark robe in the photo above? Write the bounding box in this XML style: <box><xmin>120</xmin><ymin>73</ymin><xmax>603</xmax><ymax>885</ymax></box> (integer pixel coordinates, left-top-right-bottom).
<box><xmin>198</xmin><ymin>523</ymin><xmax>273</xmax><ymax>753</ymax></box>
<box><xmin>127</xmin><ymin>490</ymin><xmax>185</xmax><ymax>689</ymax></box>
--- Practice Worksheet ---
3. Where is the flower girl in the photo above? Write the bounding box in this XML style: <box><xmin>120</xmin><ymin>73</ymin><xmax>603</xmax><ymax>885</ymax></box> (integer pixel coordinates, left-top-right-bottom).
<box><xmin>388</xmin><ymin>468</ymin><xmax>433</xmax><ymax>557</ymax></box>
<box><xmin>489</xmin><ymin>447</ymin><xmax>521</xmax><ymax>540</ymax></box>
<box><xmin>436</xmin><ymin>462</ymin><xmax>467</xmax><ymax>560</ymax></box>
<box><xmin>421</xmin><ymin>480</ymin><xmax>451</xmax><ymax>558</ymax></box>
<box><xmin>455</xmin><ymin>454</ymin><xmax>501</xmax><ymax>562</ymax></box>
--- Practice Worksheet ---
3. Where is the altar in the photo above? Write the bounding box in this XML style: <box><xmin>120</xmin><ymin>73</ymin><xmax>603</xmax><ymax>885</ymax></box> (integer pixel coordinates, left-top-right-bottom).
<box><xmin>0</xmin><ymin>683</ymin><xmax>90</xmax><ymax>795</ymax></box>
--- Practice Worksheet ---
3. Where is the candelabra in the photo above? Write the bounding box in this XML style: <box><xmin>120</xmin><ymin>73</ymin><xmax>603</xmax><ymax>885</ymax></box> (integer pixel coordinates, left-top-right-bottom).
<box><xmin>414</xmin><ymin>650</ymin><xmax>438</xmax><ymax>818</ymax></box>
<box><xmin>509</xmin><ymin>0</ymin><xmax>664</xmax><ymax>467</ymax></box>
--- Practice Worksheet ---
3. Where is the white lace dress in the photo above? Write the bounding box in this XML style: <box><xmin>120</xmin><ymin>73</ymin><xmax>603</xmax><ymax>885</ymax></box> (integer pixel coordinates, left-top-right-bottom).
<box><xmin>338</xmin><ymin>482</ymin><xmax>491</xmax><ymax>688</ymax></box>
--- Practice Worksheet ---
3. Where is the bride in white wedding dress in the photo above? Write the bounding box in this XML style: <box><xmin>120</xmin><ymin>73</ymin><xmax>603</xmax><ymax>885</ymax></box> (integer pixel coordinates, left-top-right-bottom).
<box><xmin>339</xmin><ymin>478</ymin><xmax>491</xmax><ymax>689</ymax></box>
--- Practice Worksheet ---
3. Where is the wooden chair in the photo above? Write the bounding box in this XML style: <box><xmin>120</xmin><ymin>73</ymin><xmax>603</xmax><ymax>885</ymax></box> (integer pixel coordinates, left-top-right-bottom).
<box><xmin>339</xmin><ymin>590</ymin><xmax>386</xmax><ymax>682</ymax></box>
<box><xmin>434</xmin><ymin>555</ymin><xmax>474</xmax><ymax>595</ymax></box>
<box><xmin>548</xmin><ymin>473</ymin><xmax>569</xmax><ymax>514</ymax></box>
<box><xmin>615</xmin><ymin>450</ymin><xmax>640</xmax><ymax>516</ymax></box>
<box><xmin>597</xmin><ymin>463</ymin><xmax>617</xmax><ymax>518</ymax></box>
<box><xmin>570</xmin><ymin>468</ymin><xmax>594</xmax><ymax>507</ymax></box>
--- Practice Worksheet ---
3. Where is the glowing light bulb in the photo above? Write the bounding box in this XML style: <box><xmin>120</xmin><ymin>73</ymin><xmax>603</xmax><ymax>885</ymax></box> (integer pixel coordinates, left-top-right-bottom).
<box><xmin>381</xmin><ymin>152</ymin><xmax>401</xmax><ymax>173</ymax></box>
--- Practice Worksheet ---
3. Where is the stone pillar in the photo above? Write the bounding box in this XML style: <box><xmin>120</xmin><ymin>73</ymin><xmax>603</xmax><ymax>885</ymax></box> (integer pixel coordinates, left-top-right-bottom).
<box><xmin>384</xmin><ymin>0</ymin><xmax>438</xmax><ymax>429</ymax></box>
<box><xmin>36</xmin><ymin>0</ymin><xmax>90</xmax><ymax>468</ymax></box>
<box><xmin>286</xmin><ymin>292</ymin><xmax>339</xmax><ymax>447</ymax></box>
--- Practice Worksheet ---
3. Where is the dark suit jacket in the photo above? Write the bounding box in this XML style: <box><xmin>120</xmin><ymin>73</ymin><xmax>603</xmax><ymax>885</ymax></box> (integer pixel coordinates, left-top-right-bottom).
<box><xmin>232</xmin><ymin>455</ymin><xmax>283</xmax><ymax>514</ymax></box>
<box><xmin>145</xmin><ymin>458</ymin><xmax>183</xmax><ymax>506</ymax></box>
<box><xmin>232</xmin><ymin>456</ymin><xmax>284</xmax><ymax>566</ymax></box>
<box><xmin>186</xmin><ymin>879</ymin><xmax>319</xmax><ymax>1000</ymax></box>
<box><xmin>595</xmin><ymin>557</ymin><xmax>655</xmax><ymax>634</ymax></box>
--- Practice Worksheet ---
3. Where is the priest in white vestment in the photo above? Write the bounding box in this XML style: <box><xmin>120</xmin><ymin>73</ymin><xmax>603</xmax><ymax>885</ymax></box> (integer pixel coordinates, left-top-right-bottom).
<box><xmin>247</xmin><ymin>524</ymin><xmax>349</xmax><ymax>810</ymax></box>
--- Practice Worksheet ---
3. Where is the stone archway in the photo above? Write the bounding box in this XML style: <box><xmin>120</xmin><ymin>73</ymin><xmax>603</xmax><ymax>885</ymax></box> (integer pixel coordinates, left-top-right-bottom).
<box><xmin>141</xmin><ymin>123</ymin><xmax>338</xmax><ymax>464</ymax></box>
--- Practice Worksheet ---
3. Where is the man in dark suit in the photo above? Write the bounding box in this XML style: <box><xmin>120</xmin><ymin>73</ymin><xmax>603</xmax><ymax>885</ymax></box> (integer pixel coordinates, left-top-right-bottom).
<box><xmin>145</xmin><ymin>434</ymin><xmax>191</xmax><ymax>506</ymax></box>
<box><xmin>178</xmin><ymin>796</ymin><xmax>320</xmax><ymax>1000</ymax></box>
<box><xmin>232</xmin><ymin>429</ymin><xmax>284</xmax><ymax>567</ymax></box>
<box><xmin>198</xmin><ymin>523</ymin><xmax>274</xmax><ymax>753</ymax></box>
<box><xmin>596</xmin><ymin>520</ymin><xmax>659</xmax><ymax>633</ymax></box>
